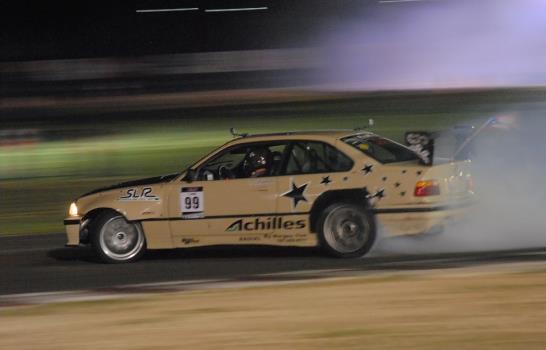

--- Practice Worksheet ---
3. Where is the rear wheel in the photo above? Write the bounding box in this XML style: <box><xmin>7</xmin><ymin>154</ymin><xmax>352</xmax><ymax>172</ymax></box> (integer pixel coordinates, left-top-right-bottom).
<box><xmin>317</xmin><ymin>203</ymin><xmax>376</xmax><ymax>258</ymax></box>
<box><xmin>91</xmin><ymin>212</ymin><xmax>146</xmax><ymax>263</ymax></box>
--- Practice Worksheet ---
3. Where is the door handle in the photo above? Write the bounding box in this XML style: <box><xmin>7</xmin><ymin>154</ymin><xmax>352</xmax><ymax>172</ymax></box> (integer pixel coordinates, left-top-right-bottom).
<box><xmin>250</xmin><ymin>179</ymin><xmax>274</xmax><ymax>186</ymax></box>
<box><xmin>255</xmin><ymin>187</ymin><xmax>271</xmax><ymax>192</ymax></box>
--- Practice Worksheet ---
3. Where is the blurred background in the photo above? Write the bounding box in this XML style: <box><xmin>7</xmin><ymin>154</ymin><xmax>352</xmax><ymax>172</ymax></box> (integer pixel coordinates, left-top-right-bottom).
<box><xmin>2</xmin><ymin>0</ymin><xmax>546</xmax><ymax>235</ymax></box>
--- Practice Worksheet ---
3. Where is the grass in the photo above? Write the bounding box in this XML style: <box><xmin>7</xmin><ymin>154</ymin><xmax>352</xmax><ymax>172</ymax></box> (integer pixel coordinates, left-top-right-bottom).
<box><xmin>2</xmin><ymin>265</ymin><xmax>546</xmax><ymax>349</ymax></box>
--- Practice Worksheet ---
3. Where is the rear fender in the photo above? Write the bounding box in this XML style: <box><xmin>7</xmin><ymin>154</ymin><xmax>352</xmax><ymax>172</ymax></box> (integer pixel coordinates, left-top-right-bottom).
<box><xmin>309</xmin><ymin>188</ymin><xmax>371</xmax><ymax>233</ymax></box>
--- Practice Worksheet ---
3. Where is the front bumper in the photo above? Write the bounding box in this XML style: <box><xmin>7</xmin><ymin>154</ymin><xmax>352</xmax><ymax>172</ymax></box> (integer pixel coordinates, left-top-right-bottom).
<box><xmin>64</xmin><ymin>217</ymin><xmax>82</xmax><ymax>246</ymax></box>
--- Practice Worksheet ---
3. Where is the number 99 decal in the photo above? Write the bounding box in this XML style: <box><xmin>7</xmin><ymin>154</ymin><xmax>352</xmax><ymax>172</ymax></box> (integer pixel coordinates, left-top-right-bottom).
<box><xmin>184</xmin><ymin>196</ymin><xmax>200</xmax><ymax>210</ymax></box>
<box><xmin>180</xmin><ymin>187</ymin><xmax>204</xmax><ymax>216</ymax></box>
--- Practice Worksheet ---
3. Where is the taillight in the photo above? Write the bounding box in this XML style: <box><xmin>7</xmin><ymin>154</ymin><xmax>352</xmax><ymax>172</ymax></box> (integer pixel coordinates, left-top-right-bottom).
<box><xmin>414</xmin><ymin>180</ymin><xmax>440</xmax><ymax>197</ymax></box>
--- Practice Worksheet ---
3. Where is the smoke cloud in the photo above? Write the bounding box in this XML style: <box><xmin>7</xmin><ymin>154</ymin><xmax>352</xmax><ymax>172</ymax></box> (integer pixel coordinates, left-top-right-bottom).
<box><xmin>323</xmin><ymin>0</ymin><xmax>546</xmax><ymax>90</ymax></box>
<box><xmin>374</xmin><ymin>113</ymin><xmax>546</xmax><ymax>255</ymax></box>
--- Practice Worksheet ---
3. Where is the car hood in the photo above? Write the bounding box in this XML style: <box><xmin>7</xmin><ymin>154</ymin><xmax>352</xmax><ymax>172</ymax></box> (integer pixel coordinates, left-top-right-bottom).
<box><xmin>79</xmin><ymin>173</ymin><xmax>179</xmax><ymax>199</ymax></box>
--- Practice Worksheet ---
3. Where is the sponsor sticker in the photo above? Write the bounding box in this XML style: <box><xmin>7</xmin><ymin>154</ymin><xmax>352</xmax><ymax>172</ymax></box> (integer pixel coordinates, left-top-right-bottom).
<box><xmin>239</xmin><ymin>236</ymin><xmax>261</xmax><ymax>242</ymax></box>
<box><xmin>226</xmin><ymin>217</ymin><xmax>306</xmax><ymax>232</ymax></box>
<box><xmin>266</xmin><ymin>232</ymin><xmax>308</xmax><ymax>243</ymax></box>
<box><xmin>181</xmin><ymin>238</ymin><xmax>200</xmax><ymax>245</ymax></box>
<box><xmin>119</xmin><ymin>187</ymin><xmax>159</xmax><ymax>201</ymax></box>
<box><xmin>405</xmin><ymin>131</ymin><xmax>434</xmax><ymax>165</ymax></box>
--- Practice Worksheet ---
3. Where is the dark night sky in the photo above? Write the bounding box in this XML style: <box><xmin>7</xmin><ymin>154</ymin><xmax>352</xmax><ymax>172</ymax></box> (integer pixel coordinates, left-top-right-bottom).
<box><xmin>1</xmin><ymin>1</ymin><xmax>374</xmax><ymax>61</ymax></box>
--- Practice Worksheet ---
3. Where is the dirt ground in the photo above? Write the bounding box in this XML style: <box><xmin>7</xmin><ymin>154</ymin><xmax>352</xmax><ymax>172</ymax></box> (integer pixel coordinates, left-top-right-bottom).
<box><xmin>2</xmin><ymin>264</ymin><xmax>546</xmax><ymax>350</ymax></box>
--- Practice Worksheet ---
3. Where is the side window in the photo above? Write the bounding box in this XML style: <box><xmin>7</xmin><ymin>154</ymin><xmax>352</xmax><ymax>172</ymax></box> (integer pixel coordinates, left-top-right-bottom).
<box><xmin>342</xmin><ymin>135</ymin><xmax>419</xmax><ymax>164</ymax></box>
<box><xmin>198</xmin><ymin>142</ymin><xmax>288</xmax><ymax>180</ymax></box>
<box><xmin>285</xmin><ymin>141</ymin><xmax>353</xmax><ymax>175</ymax></box>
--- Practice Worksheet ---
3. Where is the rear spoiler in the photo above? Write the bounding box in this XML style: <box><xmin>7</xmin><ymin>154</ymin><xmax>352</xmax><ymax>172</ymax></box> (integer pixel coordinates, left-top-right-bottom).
<box><xmin>405</xmin><ymin>124</ymin><xmax>477</xmax><ymax>166</ymax></box>
<box><xmin>451</xmin><ymin>117</ymin><xmax>513</xmax><ymax>160</ymax></box>
<box><xmin>404</xmin><ymin>116</ymin><xmax>506</xmax><ymax>165</ymax></box>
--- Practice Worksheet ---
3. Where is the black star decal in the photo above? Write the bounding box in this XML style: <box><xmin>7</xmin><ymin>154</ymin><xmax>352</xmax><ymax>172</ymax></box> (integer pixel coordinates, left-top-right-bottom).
<box><xmin>282</xmin><ymin>181</ymin><xmax>308</xmax><ymax>208</ymax></box>
<box><xmin>321</xmin><ymin>176</ymin><xmax>332</xmax><ymax>185</ymax></box>
<box><xmin>394</xmin><ymin>182</ymin><xmax>401</xmax><ymax>188</ymax></box>
<box><xmin>416</xmin><ymin>170</ymin><xmax>423</xmax><ymax>176</ymax></box>
<box><xmin>400</xmin><ymin>191</ymin><xmax>406</xmax><ymax>197</ymax></box>
<box><xmin>343</xmin><ymin>176</ymin><xmax>349</xmax><ymax>181</ymax></box>
<box><xmin>362</xmin><ymin>164</ymin><xmax>373</xmax><ymax>175</ymax></box>
<box><xmin>382</xmin><ymin>176</ymin><xmax>388</xmax><ymax>182</ymax></box>
<box><xmin>402</xmin><ymin>170</ymin><xmax>407</xmax><ymax>174</ymax></box>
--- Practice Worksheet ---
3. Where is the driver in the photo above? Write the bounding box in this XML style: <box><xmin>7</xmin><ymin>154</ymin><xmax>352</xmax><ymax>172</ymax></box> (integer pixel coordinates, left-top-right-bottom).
<box><xmin>246</xmin><ymin>148</ymin><xmax>271</xmax><ymax>177</ymax></box>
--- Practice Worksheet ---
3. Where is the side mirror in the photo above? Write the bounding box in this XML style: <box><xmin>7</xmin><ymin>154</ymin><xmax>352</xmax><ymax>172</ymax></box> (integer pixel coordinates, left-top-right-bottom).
<box><xmin>183</xmin><ymin>169</ymin><xmax>197</xmax><ymax>182</ymax></box>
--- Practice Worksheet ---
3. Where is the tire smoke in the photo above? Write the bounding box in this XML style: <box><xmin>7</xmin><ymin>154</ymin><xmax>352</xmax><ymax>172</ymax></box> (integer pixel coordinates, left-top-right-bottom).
<box><xmin>375</xmin><ymin>113</ymin><xmax>546</xmax><ymax>255</ymax></box>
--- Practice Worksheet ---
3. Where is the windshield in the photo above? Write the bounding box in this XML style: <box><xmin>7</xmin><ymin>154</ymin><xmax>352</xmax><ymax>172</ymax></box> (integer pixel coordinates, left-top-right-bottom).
<box><xmin>342</xmin><ymin>135</ymin><xmax>420</xmax><ymax>164</ymax></box>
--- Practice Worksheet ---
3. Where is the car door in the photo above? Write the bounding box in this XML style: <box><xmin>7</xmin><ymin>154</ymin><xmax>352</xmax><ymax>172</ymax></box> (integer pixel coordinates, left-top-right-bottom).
<box><xmin>167</xmin><ymin>141</ymin><xmax>289</xmax><ymax>247</ymax></box>
<box><xmin>272</xmin><ymin>140</ymin><xmax>355</xmax><ymax>246</ymax></box>
<box><xmin>277</xmin><ymin>140</ymin><xmax>355</xmax><ymax>214</ymax></box>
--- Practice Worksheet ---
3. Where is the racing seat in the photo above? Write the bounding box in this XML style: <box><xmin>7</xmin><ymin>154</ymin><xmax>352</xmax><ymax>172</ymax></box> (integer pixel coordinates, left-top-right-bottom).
<box><xmin>270</xmin><ymin>151</ymin><xmax>283</xmax><ymax>175</ymax></box>
<box><xmin>301</xmin><ymin>149</ymin><xmax>319</xmax><ymax>173</ymax></box>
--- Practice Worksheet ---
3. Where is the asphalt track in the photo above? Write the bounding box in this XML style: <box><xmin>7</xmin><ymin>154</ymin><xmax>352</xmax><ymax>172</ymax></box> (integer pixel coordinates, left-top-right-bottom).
<box><xmin>2</xmin><ymin>233</ymin><xmax>546</xmax><ymax>296</ymax></box>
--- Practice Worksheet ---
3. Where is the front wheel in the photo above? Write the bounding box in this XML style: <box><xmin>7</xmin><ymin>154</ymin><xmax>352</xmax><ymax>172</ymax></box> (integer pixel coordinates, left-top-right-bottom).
<box><xmin>317</xmin><ymin>203</ymin><xmax>376</xmax><ymax>258</ymax></box>
<box><xmin>91</xmin><ymin>212</ymin><xmax>146</xmax><ymax>263</ymax></box>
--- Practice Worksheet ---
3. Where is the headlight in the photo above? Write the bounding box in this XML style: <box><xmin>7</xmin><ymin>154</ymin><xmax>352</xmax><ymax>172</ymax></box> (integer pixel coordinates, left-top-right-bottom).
<box><xmin>69</xmin><ymin>202</ymin><xmax>79</xmax><ymax>217</ymax></box>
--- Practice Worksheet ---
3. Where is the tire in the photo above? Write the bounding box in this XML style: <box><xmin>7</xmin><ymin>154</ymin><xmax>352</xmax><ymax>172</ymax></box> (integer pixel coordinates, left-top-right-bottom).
<box><xmin>91</xmin><ymin>211</ymin><xmax>146</xmax><ymax>263</ymax></box>
<box><xmin>317</xmin><ymin>202</ymin><xmax>376</xmax><ymax>258</ymax></box>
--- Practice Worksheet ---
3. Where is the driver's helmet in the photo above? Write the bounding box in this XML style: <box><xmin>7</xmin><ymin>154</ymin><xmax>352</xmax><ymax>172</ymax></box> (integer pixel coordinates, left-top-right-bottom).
<box><xmin>246</xmin><ymin>148</ymin><xmax>271</xmax><ymax>177</ymax></box>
